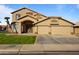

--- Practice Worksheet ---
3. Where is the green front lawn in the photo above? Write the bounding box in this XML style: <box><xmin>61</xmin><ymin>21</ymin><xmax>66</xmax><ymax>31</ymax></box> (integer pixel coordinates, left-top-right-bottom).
<box><xmin>0</xmin><ymin>33</ymin><xmax>36</xmax><ymax>44</ymax></box>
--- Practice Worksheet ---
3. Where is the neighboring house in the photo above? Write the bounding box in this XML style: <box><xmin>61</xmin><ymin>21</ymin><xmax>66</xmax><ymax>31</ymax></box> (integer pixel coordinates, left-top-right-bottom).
<box><xmin>11</xmin><ymin>7</ymin><xmax>75</xmax><ymax>35</ymax></box>
<box><xmin>74</xmin><ymin>22</ymin><xmax>79</xmax><ymax>34</ymax></box>
<box><xmin>0</xmin><ymin>25</ymin><xmax>2</xmax><ymax>31</ymax></box>
<box><xmin>0</xmin><ymin>25</ymin><xmax>6</xmax><ymax>32</ymax></box>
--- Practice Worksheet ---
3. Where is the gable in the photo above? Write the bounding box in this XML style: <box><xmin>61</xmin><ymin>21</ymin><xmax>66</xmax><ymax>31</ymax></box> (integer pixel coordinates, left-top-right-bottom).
<box><xmin>34</xmin><ymin>17</ymin><xmax>74</xmax><ymax>26</ymax></box>
<box><xmin>49</xmin><ymin>16</ymin><xmax>74</xmax><ymax>25</ymax></box>
<box><xmin>11</xmin><ymin>7</ymin><xmax>47</xmax><ymax>22</ymax></box>
<box><xmin>12</xmin><ymin>8</ymin><xmax>30</xmax><ymax>22</ymax></box>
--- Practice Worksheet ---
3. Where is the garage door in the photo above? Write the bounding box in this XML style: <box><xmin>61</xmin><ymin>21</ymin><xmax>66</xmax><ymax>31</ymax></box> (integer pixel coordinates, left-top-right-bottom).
<box><xmin>75</xmin><ymin>28</ymin><xmax>79</xmax><ymax>34</ymax></box>
<box><xmin>38</xmin><ymin>26</ymin><xmax>50</xmax><ymax>34</ymax></box>
<box><xmin>51</xmin><ymin>26</ymin><xmax>73</xmax><ymax>35</ymax></box>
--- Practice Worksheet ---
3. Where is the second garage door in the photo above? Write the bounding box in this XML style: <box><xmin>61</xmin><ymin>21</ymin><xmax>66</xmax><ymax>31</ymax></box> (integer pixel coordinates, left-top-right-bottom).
<box><xmin>51</xmin><ymin>26</ymin><xmax>73</xmax><ymax>35</ymax></box>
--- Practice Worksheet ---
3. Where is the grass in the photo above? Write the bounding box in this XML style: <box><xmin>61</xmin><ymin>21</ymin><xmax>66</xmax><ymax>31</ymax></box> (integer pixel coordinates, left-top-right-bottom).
<box><xmin>0</xmin><ymin>33</ymin><xmax>36</xmax><ymax>44</ymax></box>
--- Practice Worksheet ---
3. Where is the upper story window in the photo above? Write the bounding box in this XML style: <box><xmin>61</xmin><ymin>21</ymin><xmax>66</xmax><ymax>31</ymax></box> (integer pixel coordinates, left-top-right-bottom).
<box><xmin>16</xmin><ymin>14</ymin><xmax>21</xmax><ymax>20</ymax></box>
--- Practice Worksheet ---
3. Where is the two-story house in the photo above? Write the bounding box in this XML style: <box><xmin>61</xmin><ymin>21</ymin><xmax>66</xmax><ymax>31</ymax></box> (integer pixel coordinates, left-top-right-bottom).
<box><xmin>11</xmin><ymin>7</ymin><xmax>75</xmax><ymax>35</ymax></box>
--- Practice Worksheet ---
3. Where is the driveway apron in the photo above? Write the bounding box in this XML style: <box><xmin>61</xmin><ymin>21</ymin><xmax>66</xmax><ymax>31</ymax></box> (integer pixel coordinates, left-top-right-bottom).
<box><xmin>35</xmin><ymin>35</ymin><xmax>79</xmax><ymax>44</ymax></box>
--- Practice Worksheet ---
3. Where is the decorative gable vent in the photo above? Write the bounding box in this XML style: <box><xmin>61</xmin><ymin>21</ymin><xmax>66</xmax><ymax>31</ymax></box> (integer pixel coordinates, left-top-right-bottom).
<box><xmin>26</xmin><ymin>12</ymin><xmax>33</xmax><ymax>15</ymax></box>
<box><xmin>51</xmin><ymin>19</ymin><xmax>59</xmax><ymax>25</ymax></box>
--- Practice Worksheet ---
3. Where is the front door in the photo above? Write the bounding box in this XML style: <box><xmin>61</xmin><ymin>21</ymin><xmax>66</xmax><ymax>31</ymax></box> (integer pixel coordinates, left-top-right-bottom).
<box><xmin>25</xmin><ymin>24</ymin><xmax>32</xmax><ymax>33</ymax></box>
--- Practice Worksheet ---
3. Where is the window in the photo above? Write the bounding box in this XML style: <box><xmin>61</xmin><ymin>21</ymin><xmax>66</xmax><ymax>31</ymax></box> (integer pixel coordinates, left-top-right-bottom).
<box><xmin>16</xmin><ymin>14</ymin><xmax>21</xmax><ymax>19</ymax></box>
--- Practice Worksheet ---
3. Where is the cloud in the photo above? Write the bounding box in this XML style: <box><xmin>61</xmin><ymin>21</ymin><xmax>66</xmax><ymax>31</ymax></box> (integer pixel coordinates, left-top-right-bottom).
<box><xmin>0</xmin><ymin>5</ymin><xmax>14</xmax><ymax>25</ymax></box>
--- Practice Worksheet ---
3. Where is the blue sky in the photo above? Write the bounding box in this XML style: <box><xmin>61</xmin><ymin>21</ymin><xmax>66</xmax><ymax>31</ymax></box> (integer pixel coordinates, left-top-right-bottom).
<box><xmin>0</xmin><ymin>4</ymin><xmax>79</xmax><ymax>25</ymax></box>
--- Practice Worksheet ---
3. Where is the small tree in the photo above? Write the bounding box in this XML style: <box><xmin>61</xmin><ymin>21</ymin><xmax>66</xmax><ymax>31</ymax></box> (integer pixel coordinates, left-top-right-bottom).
<box><xmin>4</xmin><ymin>17</ymin><xmax>10</xmax><ymax>25</ymax></box>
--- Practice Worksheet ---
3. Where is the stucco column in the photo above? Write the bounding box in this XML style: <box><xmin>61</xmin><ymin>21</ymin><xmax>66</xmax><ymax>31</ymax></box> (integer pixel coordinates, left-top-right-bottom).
<box><xmin>18</xmin><ymin>22</ymin><xmax>21</xmax><ymax>34</ymax></box>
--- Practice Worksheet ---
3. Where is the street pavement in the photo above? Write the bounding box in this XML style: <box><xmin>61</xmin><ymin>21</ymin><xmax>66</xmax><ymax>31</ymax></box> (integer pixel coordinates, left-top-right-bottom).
<box><xmin>0</xmin><ymin>44</ymin><xmax>79</xmax><ymax>55</ymax></box>
<box><xmin>0</xmin><ymin>35</ymin><xmax>79</xmax><ymax>55</ymax></box>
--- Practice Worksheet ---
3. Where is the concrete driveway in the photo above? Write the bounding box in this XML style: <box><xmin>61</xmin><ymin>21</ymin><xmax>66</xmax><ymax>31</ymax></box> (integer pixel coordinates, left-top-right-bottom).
<box><xmin>36</xmin><ymin>35</ymin><xmax>79</xmax><ymax>44</ymax></box>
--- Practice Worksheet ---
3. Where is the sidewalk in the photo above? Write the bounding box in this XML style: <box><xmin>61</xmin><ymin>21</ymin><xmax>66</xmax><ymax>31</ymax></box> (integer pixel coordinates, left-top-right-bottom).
<box><xmin>0</xmin><ymin>44</ymin><xmax>79</xmax><ymax>55</ymax></box>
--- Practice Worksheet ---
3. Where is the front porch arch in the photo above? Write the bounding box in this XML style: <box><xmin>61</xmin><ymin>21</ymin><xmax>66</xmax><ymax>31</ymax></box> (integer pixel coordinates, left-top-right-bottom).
<box><xmin>21</xmin><ymin>20</ymin><xmax>34</xmax><ymax>33</ymax></box>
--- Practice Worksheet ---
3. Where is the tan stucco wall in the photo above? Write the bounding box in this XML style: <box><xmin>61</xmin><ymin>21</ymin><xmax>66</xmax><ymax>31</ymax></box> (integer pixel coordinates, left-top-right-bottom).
<box><xmin>37</xmin><ymin>19</ymin><xmax>51</xmax><ymax>25</ymax></box>
<box><xmin>32</xmin><ymin>26</ymin><xmax>37</xmax><ymax>34</ymax></box>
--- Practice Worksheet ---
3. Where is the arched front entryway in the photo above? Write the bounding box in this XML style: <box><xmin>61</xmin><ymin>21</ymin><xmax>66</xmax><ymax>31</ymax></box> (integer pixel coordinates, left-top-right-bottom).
<box><xmin>21</xmin><ymin>20</ymin><xmax>34</xmax><ymax>33</ymax></box>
